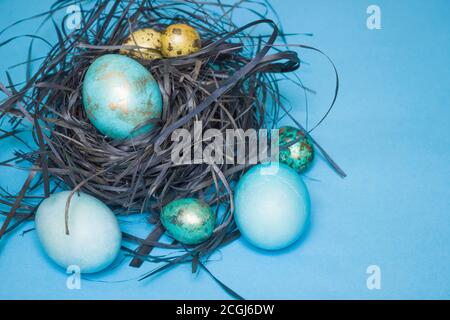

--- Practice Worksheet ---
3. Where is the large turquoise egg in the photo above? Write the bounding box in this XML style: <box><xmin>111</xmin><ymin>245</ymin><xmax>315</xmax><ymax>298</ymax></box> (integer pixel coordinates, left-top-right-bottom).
<box><xmin>160</xmin><ymin>198</ymin><xmax>215</xmax><ymax>245</ymax></box>
<box><xmin>277</xmin><ymin>126</ymin><xmax>314</xmax><ymax>173</ymax></box>
<box><xmin>35</xmin><ymin>191</ymin><xmax>122</xmax><ymax>273</ymax></box>
<box><xmin>82</xmin><ymin>54</ymin><xmax>162</xmax><ymax>139</ymax></box>
<box><xmin>234</xmin><ymin>162</ymin><xmax>310</xmax><ymax>250</ymax></box>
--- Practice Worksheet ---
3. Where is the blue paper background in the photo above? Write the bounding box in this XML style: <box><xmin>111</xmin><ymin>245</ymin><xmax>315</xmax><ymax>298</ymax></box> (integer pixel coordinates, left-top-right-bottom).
<box><xmin>0</xmin><ymin>0</ymin><xmax>449</xmax><ymax>299</ymax></box>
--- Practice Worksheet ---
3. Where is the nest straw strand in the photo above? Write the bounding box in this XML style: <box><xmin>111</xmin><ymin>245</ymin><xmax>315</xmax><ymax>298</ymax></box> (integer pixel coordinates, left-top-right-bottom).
<box><xmin>0</xmin><ymin>0</ymin><xmax>345</xmax><ymax>290</ymax></box>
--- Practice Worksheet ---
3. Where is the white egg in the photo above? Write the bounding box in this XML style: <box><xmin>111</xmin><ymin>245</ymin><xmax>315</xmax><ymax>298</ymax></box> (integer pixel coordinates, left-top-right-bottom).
<box><xmin>35</xmin><ymin>191</ymin><xmax>122</xmax><ymax>273</ymax></box>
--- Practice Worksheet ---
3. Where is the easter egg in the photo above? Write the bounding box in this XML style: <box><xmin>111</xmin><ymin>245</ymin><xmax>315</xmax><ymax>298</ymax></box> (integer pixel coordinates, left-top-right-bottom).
<box><xmin>234</xmin><ymin>162</ymin><xmax>310</xmax><ymax>250</ymax></box>
<box><xmin>160</xmin><ymin>198</ymin><xmax>215</xmax><ymax>245</ymax></box>
<box><xmin>35</xmin><ymin>191</ymin><xmax>122</xmax><ymax>273</ymax></box>
<box><xmin>277</xmin><ymin>126</ymin><xmax>314</xmax><ymax>173</ymax></box>
<box><xmin>161</xmin><ymin>24</ymin><xmax>201</xmax><ymax>57</ymax></box>
<box><xmin>120</xmin><ymin>28</ymin><xmax>162</xmax><ymax>60</ymax></box>
<box><xmin>82</xmin><ymin>54</ymin><xmax>163</xmax><ymax>139</ymax></box>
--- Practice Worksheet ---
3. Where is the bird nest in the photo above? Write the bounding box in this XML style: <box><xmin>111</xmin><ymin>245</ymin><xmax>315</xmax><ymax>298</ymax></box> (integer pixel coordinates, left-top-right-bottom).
<box><xmin>0</xmin><ymin>0</ymin><xmax>344</xmax><ymax>293</ymax></box>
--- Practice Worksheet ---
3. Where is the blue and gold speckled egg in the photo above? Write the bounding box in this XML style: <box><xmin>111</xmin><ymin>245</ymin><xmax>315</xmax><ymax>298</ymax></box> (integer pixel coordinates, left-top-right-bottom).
<box><xmin>82</xmin><ymin>54</ymin><xmax>162</xmax><ymax>139</ymax></box>
<box><xmin>160</xmin><ymin>198</ymin><xmax>215</xmax><ymax>245</ymax></box>
<box><xmin>277</xmin><ymin>126</ymin><xmax>314</xmax><ymax>173</ymax></box>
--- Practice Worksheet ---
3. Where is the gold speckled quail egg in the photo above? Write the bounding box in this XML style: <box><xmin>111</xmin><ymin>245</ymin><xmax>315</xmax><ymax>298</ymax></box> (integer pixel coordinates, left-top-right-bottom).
<box><xmin>120</xmin><ymin>28</ymin><xmax>162</xmax><ymax>60</ymax></box>
<box><xmin>161</xmin><ymin>24</ymin><xmax>201</xmax><ymax>58</ymax></box>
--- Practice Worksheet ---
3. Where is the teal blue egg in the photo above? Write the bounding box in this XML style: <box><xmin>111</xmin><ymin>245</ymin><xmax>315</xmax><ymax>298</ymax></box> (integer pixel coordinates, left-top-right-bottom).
<box><xmin>234</xmin><ymin>162</ymin><xmax>310</xmax><ymax>250</ymax></box>
<box><xmin>161</xmin><ymin>198</ymin><xmax>215</xmax><ymax>245</ymax></box>
<box><xmin>82</xmin><ymin>54</ymin><xmax>162</xmax><ymax>139</ymax></box>
<box><xmin>277</xmin><ymin>126</ymin><xmax>314</xmax><ymax>173</ymax></box>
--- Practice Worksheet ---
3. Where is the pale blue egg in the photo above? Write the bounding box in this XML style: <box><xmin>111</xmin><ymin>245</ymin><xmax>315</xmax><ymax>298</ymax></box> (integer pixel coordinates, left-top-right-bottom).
<box><xmin>82</xmin><ymin>54</ymin><xmax>162</xmax><ymax>139</ymax></box>
<box><xmin>35</xmin><ymin>191</ymin><xmax>122</xmax><ymax>273</ymax></box>
<box><xmin>234</xmin><ymin>162</ymin><xmax>310</xmax><ymax>250</ymax></box>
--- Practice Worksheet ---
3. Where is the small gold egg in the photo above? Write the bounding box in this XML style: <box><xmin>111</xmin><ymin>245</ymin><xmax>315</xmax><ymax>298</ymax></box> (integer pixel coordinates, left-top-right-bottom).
<box><xmin>120</xmin><ymin>28</ymin><xmax>162</xmax><ymax>60</ymax></box>
<box><xmin>161</xmin><ymin>24</ymin><xmax>201</xmax><ymax>58</ymax></box>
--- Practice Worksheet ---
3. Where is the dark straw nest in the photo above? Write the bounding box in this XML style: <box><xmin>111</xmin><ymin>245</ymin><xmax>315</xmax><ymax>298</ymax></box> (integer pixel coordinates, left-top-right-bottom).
<box><xmin>0</xmin><ymin>0</ymin><xmax>344</xmax><ymax>292</ymax></box>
